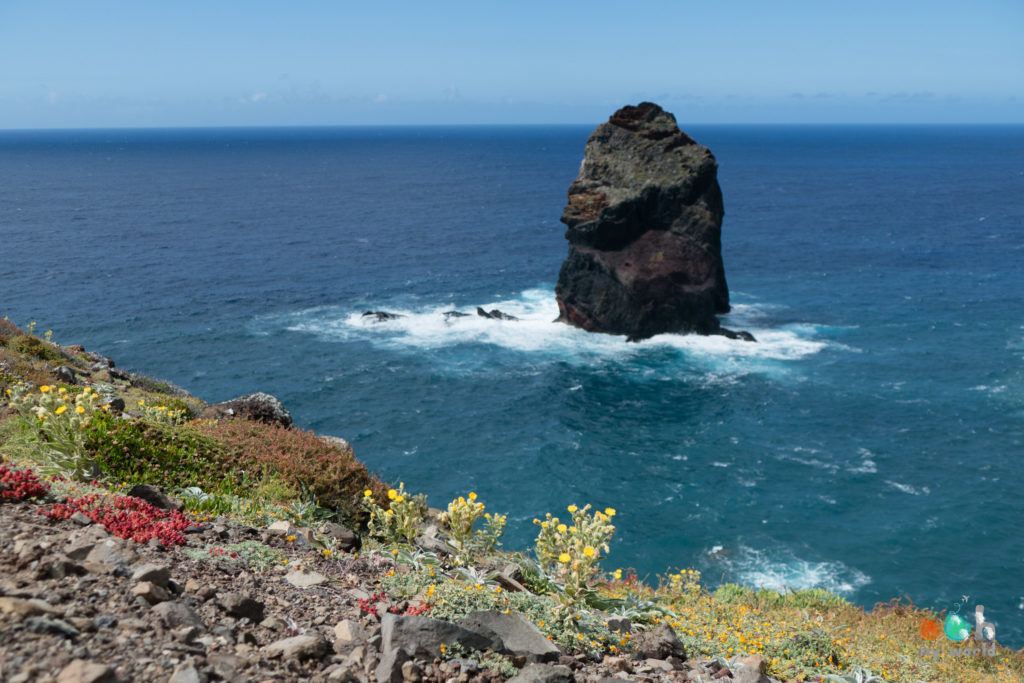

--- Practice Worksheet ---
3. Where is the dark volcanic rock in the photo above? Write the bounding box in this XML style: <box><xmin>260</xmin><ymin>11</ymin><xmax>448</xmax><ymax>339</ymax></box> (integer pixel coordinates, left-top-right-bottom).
<box><xmin>555</xmin><ymin>102</ymin><xmax>742</xmax><ymax>341</ymax></box>
<box><xmin>362</xmin><ymin>310</ymin><xmax>404</xmax><ymax>322</ymax></box>
<box><xmin>632</xmin><ymin>622</ymin><xmax>687</xmax><ymax>661</ymax></box>
<box><xmin>476</xmin><ymin>307</ymin><xmax>519</xmax><ymax>321</ymax></box>
<box><xmin>127</xmin><ymin>484</ymin><xmax>185</xmax><ymax>512</ymax></box>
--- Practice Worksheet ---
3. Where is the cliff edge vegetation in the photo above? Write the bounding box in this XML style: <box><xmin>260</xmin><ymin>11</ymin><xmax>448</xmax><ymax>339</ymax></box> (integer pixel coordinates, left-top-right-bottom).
<box><xmin>1</xmin><ymin>316</ymin><xmax>1021</xmax><ymax>683</ymax></box>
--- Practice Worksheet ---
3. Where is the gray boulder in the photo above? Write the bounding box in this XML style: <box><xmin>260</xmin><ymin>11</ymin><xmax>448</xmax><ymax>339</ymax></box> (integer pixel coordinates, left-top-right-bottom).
<box><xmin>373</xmin><ymin>646</ymin><xmax>411</xmax><ymax>683</ymax></box>
<box><xmin>217</xmin><ymin>593</ymin><xmax>265</xmax><ymax>622</ymax></box>
<box><xmin>380</xmin><ymin>613</ymin><xmax>494</xmax><ymax>658</ymax></box>
<box><xmin>632</xmin><ymin>622</ymin><xmax>687</xmax><ymax>661</ymax></box>
<box><xmin>202</xmin><ymin>392</ymin><xmax>292</xmax><ymax>427</ymax></box>
<box><xmin>153</xmin><ymin>601</ymin><xmax>204</xmax><ymax>630</ymax></box>
<box><xmin>459</xmin><ymin>610</ymin><xmax>561</xmax><ymax>662</ymax></box>
<box><xmin>54</xmin><ymin>365</ymin><xmax>77</xmax><ymax>384</ymax></box>
<box><xmin>507</xmin><ymin>663</ymin><xmax>575</xmax><ymax>683</ymax></box>
<box><xmin>732</xmin><ymin>654</ymin><xmax>772</xmax><ymax>683</ymax></box>
<box><xmin>57</xmin><ymin>659</ymin><xmax>117</xmax><ymax>683</ymax></box>
<box><xmin>264</xmin><ymin>632</ymin><xmax>330</xmax><ymax>660</ymax></box>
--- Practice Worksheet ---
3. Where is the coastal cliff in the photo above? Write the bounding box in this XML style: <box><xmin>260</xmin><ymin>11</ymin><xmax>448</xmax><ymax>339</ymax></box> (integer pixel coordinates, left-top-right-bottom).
<box><xmin>1</xmin><ymin>321</ymin><xmax>1017</xmax><ymax>682</ymax></box>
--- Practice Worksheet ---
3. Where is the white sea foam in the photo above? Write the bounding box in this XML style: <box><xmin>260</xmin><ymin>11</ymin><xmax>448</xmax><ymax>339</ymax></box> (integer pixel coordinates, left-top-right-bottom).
<box><xmin>847</xmin><ymin>459</ymin><xmax>877</xmax><ymax>474</ymax></box>
<box><xmin>847</xmin><ymin>450</ymin><xmax>878</xmax><ymax>474</ymax></box>
<box><xmin>258</xmin><ymin>288</ymin><xmax>834</xmax><ymax>378</ymax></box>
<box><xmin>969</xmin><ymin>385</ymin><xmax>1008</xmax><ymax>394</ymax></box>
<box><xmin>778</xmin><ymin>448</ymin><xmax>840</xmax><ymax>472</ymax></box>
<box><xmin>885</xmin><ymin>480</ymin><xmax>930</xmax><ymax>496</ymax></box>
<box><xmin>718</xmin><ymin>546</ymin><xmax>871</xmax><ymax>595</ymax></box>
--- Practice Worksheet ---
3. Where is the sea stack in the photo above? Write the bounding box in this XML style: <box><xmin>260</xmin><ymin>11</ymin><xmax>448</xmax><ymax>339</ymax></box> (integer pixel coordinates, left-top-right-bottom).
<box><xmin>555</xmin><ymin>102</ymin><xmax>744</xmax><ymax>341</ymax></box>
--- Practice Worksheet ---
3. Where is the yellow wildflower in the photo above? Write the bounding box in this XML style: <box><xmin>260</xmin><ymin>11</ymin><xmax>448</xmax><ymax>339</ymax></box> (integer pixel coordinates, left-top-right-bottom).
<box><xmin>387</xmin><ymin>489</ymin><xmax>398</xmax><ymax>500</ymax></box>
<box><xmin>40</xmin><ymin>385</ymin><xmax>50</xmax><ymax>393</ymax></box>
<box><xmin>76</xmin><ymin>405</ymin><xmax>85</xmax><ymax>414</ymax></box>
<box><xmin>363</xmin><ymin>489</ymin><xmax>373</xmax><ymax>497</ymax></box>
<box><xmin>557</xmin><ymin>524</ymin><xmax>567</xmax><ymax>533</ymax></box>
<box><xmin>583</xmin><ymin>546</ymin><xmax>595</xmax><ymax>558</ymax></box>
<box><xmin>558</xmin><ymin>553</ymin><xmax>571</xmax><ymax>563</ymax></box>
<box><xmin>468</xmin><ymin>491</ymin><xmax>477</xmax><ymax>501</ymax></box>
<box><xmin>605</xmin><ymin>507</ymin><xmax>616</xmax><ymax>517</ymax></box>
<box><xmin>55</xmin><ymin>405</ymin><xmax>67</xmax><ymax>415</ymax></box>
<box><xmin>567</xmin><ymin>504</ymin><xmax>577</xmax><ymax>513</ymax></box>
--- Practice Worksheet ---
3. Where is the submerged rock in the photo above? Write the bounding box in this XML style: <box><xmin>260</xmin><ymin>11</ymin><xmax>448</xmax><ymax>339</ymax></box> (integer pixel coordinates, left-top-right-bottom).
<box><xmin>476</xmin><ymin>307</ymin><xmax>519</xmax><ymax>321</ymax></box>
<box><xmin>362</xmin><ymin>310</ymin><xmax>404</xmax><ymax>322</ymax></box>
<box><xmin>555</xmin><ymin>102</ymin><xmax>750</xmax><ymax>342</ymax></box>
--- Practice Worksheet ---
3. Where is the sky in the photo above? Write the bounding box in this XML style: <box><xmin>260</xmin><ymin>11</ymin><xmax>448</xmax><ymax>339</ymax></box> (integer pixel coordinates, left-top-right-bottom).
<box><xmin>1</xmin><ymin>0</ymin><xmax>1022</xmax><ymax>128</ymax></box>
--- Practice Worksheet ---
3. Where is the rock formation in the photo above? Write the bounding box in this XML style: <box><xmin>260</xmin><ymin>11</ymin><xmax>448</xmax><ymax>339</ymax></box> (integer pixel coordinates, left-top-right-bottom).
<box><xmin>555</xmin><ymin>102</ymin><xmax>750</xmax><ymax>341</ymax></box>
<box><xmin>202</xmin><ymin>392</ymin><xmax>293</xmax><ymax>428</ymax></box>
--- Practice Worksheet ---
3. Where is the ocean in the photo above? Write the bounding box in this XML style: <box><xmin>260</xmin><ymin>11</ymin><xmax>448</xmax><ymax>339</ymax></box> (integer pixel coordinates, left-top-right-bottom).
<box><xmin>2</xmin><ymin>124</ymin><xmax>1022</xmax><ymax>644</ymax></box>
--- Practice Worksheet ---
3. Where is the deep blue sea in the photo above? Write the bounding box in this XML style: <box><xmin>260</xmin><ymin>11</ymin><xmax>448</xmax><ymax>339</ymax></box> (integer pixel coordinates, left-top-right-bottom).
<box><xmin>2</xmin><ymin>125</ymin><xmax>1022</xmax><ymax>644</ymax></box>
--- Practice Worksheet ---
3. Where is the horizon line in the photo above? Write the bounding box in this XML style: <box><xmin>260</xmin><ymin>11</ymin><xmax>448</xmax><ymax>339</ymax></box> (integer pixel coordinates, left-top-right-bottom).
<box><xmin>3</xmin><ymin>121</ymin><xmax>1024</xmax><ymax>134</ymax></box>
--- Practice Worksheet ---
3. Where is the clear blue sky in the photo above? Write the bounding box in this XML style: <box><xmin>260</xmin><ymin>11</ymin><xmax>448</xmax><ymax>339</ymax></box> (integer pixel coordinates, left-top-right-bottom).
<box><xmin>2</xmin><ymin>0</ymin><xmax>1021</xmax><ymax>128</ymax></box>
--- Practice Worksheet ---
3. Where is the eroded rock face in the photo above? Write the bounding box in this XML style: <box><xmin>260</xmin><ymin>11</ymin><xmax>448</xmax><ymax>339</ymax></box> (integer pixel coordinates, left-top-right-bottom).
<box><xmin>555</xmin><ymin>102</ymin><xmax>731</xmax><ymax>341</ymax></box>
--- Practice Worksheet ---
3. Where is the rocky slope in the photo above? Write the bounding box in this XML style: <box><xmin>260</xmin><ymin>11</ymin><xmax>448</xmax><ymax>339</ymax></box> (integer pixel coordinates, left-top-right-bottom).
<box><xmin>5</xmin><ymin>321</ymin><xmax>1019</xmax><ymax>682</ymax></box>
<box><xmin>0</xmin><ymin>490</ymin><xmax>777</xmax><ymax>683</ymax></box>
<box><xmin>555</xmin><ymin>103</ymin><xmax>750</xmax><ymax>342</ymax></box>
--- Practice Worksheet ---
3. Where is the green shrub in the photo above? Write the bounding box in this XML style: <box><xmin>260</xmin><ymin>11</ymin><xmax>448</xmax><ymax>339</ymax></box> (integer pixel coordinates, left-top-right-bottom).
<box><xmin>182</xmin><ymin>540</ymin><xmax>287</xmax><ymax>571</ymax></box>
<box><xmin>713</xmin><ymin>583</ymin><xmax>756</xmax><ymax>604</ymax></box>
<box><xmin>86</xmin><ymin>417</ymin><xmax>241</xmax><ymax>494</ymax></box>
<box><xmin>438</xmin><ymin>491</ymin><xmax>506</xmax><ymax>565</ymax></box>
<box><xmin>6</xmin><ymin>335</ymin><xmax>66</xmax><ymax>363</ymax></box>
<box><xmin>195</xmin><ymin>418</ymin><xmax>388</xmax><ymax>525</ymax></box>
<box><xmin>533</xmin><ymin>504</ymin><xmax>616</xmax><ymax>623</ymax></box>
<box><xmin>361</xmin><ymin>482</ymin><xmax>427</xmax><ymax>544</ymax></box>
<box><xmin>6</xmin><ymin>384</ymin><xmax>104</xmax><ymax>480</ymax></box>
<box><xmin>381</xmin><ymin>567</ymin><xmax>621</xmax><ymax>654</ymax></box>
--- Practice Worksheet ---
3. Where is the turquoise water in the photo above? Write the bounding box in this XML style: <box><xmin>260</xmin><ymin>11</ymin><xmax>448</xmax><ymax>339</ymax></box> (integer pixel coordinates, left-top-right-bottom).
<box><xmin>1</xmin><ymin>125</ymin><xmax>1022</xmax><ymax>643</ymax></box>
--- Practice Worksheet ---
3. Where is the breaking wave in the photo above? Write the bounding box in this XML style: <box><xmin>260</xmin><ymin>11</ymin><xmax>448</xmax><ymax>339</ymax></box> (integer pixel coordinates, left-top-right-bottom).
<box><xmin>711</xmin><ymin>545</ymin><xmax>872</xmax><ymax>595</ymax></box>
<box><xmin>254</xmin><ymin>288</ymin><xmax>835</xmax><ymax>378</ymax></box>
